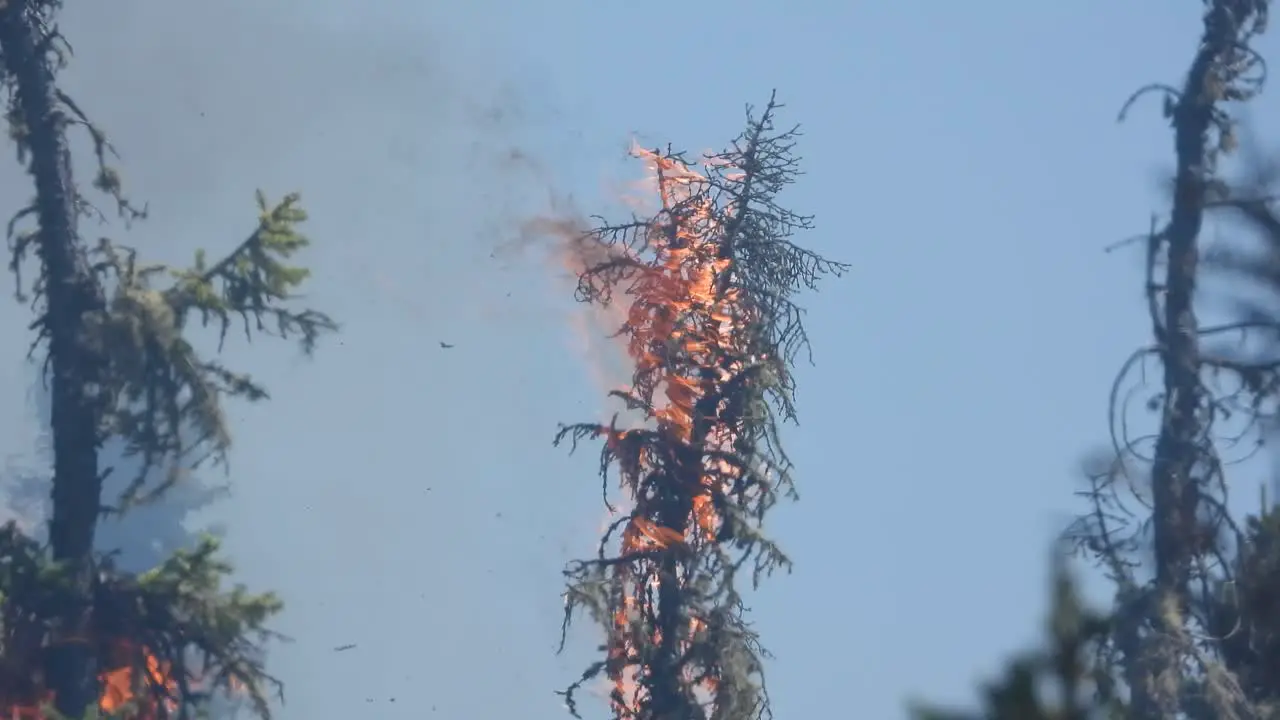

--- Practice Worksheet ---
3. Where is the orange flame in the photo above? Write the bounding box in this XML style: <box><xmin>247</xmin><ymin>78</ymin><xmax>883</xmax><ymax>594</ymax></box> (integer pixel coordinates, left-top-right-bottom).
<box><xmin>99</xmin><ymin>649</ymin><xmax>178</xmax><ymax>717</ymax></box>
<box><xmin>576</xmin><ymin>145</ymin><xmax>752</xmax><ymax>718</ymax></box>
<box><xmin>1</xmin><ymin>642</ymin><xmax>179</xmax><ymax>720</ymax></box>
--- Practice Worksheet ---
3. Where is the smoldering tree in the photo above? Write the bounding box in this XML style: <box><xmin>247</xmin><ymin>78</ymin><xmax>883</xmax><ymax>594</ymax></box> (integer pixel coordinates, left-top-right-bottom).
<box><xmin>553</xmin><ymin>93</ymin><xmax>845</xmax><ymax>720</ymax></box>
<box><xmin>0</xmin><ymin>1</ymin><xmax>335</xmax><ymax>718</ymax></box>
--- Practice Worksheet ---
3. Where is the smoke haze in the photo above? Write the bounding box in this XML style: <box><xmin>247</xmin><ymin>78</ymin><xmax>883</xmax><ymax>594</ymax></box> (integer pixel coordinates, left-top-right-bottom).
<box><xmin>0</xmin><ymin>2</ymin><xmax>615</xmax><ymax>718</ymax></box>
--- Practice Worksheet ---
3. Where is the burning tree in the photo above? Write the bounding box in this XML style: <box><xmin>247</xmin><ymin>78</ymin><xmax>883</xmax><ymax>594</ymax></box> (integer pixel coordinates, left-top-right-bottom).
<box><xmin>0</xmin><ymin>1</ymin><xmax>336</xmax><ymax>718</ymax></box>
<box><xmin>554</xmin><ymin>92</ymin><xmax>845</xmax><ymax>720</ymax></box>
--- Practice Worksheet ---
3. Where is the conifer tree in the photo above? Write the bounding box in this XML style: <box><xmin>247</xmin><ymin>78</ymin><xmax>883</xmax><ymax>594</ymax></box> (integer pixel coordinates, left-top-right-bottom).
<box><xmin>0</xmin><ymin>1</ymin><xmax>335</xmax><ymax>718</ymax></box>
<box><xmin>926</xmin><ymin>2</ymin><xmax>1280</xmax><ymax>719</ymax></box>
<box><xmin>1067</xmin><ymin>1</ymin><xmax>1271</xmax><ymax>716</ymax></box>
<box><xmin>10</xmin><ymin>382</ymin><xmax>227</xmax><ymax>575</ymax></box>
<box><xmin>3</xmin><ymin>387</ymin><xmax>241</xmax><ymax>718</ymax></box>
<box><xmin>553</xmin><ymin>93</ymin><xmax>844</xmax><ymax>720</ymax></box>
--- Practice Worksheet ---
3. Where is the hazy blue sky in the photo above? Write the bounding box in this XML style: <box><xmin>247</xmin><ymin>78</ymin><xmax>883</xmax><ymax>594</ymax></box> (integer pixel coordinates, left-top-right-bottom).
<box><xmin>0</xmin><ymin>2</ymin><xmax>1276</xmax><ymax>719</ymax></box>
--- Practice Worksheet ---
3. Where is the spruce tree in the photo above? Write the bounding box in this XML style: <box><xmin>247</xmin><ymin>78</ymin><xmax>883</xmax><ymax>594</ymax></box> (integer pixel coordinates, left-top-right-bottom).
<box><xmin>927</xmin><ymin>2</ymin><xmax>1280</xmax><ymax>719</ymax></box>
<box><xmin>1068</xmin><ymin>1</ymin><xmax>1271</xmax><ymax>716</ymax></box>
<box><xmin>0</xmin><ymin>1</ymin><xmax>335</xmax><ymax>718</ymax></box>
<box><xmin>553</xmin><ymin>92</ymin><xmax>845</xmax><ymax>720</ymax></box>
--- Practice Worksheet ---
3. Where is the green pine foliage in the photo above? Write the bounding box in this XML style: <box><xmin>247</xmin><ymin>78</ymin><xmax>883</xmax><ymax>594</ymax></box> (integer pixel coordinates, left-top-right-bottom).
<box><xmin>77</xmin><ymin>191</ymin><xmax>336</xmax><ymax>510</ymax></box>
<box><xmin>10</xmin><ymin>189</ymin><xmax>331</xmax><ymax>717</ymax></box>
<box><xmin>0</xmin><ymin>0</ymin><xmax>336</xmax><ymax>717</ymax></box>
<box><xmin>0</xmin><ymin>523</ymin><xmax>284</xmax><ymax>719</ymax></box>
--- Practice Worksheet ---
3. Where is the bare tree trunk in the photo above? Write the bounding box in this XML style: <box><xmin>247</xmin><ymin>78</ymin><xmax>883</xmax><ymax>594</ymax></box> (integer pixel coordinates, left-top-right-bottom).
<box><xmin>1140</xmin><ymin>2</ymin><xmax>1241</xmax><ymax>716</ymax></box>
<box><xmin>0</xmin><ymin>2</ymin><xmax>106</xmax><ymax>716</ymax></box>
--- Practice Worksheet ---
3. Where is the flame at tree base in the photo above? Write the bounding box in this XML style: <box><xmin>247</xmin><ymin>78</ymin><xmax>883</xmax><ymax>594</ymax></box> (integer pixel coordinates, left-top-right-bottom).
<box><xmin>0</xmin><ymin>640</ymin><xmax>177</xmax><ymax>720</ymax></box>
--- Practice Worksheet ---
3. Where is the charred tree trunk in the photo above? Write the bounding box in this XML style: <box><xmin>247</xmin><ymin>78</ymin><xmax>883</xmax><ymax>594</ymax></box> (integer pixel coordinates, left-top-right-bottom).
<box><xmin>651</xmin><ymin>118</ymin><xmax>764</xmax><ymax>720</ymax></box>
<box><xmin>651</xmin><ymin>466</ymin><xmax>692</xmax><ymax>720</ymax></box>
<box><xmin>0</xmin><ymin>2</ymin><xmax>106</xmax><ymax>716</ymax></box>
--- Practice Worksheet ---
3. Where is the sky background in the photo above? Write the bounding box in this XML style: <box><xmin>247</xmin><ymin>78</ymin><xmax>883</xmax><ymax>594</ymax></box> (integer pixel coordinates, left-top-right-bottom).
<box><xmin>0</xmin><ymin>2</ymin><xmax>1277</xmax><ymax>719</ymax></box>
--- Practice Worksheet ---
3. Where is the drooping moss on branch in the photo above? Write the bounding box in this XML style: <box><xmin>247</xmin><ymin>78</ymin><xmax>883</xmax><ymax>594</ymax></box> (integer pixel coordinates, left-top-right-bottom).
<box><xmin>0</xmin><ymin>0</ymin><xmax>336</xmax><ymax>515</ymax></box>
<box><xmin>74</xmin><ymin>191</ymin><xmax>337</xmax><ymax>511</ymax></box>
<box><xmin>1065</xmin><ymin>2</ymin><xmax>1274</xmax><ymax>717</ymax></box>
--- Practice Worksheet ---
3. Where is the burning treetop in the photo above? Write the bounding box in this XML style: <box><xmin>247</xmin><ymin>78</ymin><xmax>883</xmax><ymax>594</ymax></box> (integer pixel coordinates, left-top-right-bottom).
<box><xmin>554</xmin><ymin>92</ymin><xmax>845</xmax><ymax>720</ymax></box>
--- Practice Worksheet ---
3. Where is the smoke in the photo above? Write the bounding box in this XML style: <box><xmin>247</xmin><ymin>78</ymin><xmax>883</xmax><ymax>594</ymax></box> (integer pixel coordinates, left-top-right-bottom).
<box><xmin>0</xmin><ymin>3</ymin><xmax>541</xmax><ymax>716</ymax></box>
<box><xmin>0</xmin><ymin>0</ymin><xmax>495</xmax><ymax>532</ymax></box>
<box><xmin>6</xmin><ymin>375</ymin><xmax>224</xmax><ymax>570</ymax></box>
<box><xmin>518</xmin><ymin>214</ymin><xmax>631</xmax><ymax>397</ymax></box>
<box><xmin>490</xmin><ymin>144</ymin><xmax>659</xmax><ymax>425</ymax></box>
<box><xmin>0</xmin><ymin>5</ymin><xmax>659</xmax><ymax>715</ymax></box>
